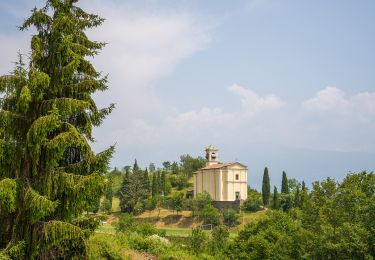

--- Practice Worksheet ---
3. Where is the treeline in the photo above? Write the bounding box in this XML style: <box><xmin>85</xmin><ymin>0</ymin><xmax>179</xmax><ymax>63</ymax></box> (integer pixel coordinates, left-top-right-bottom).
<box><xmin>227</xmin><ymin>171</ymin><xmax>375</xmax><ymax>259</ymax></box>
<box><xmin>89</xmin><ymin>171</ymin><xmax>374</xmax><ymax>259</ymax></box>
<box><xmin>97</xmin><ymin>155</ymin><xmax>205</xmax><ymax>214</ymax></box>
<box><xmin>242</xmin><ymin>168</ymin><xmax>307</xmax><ymax>213</ymax></box>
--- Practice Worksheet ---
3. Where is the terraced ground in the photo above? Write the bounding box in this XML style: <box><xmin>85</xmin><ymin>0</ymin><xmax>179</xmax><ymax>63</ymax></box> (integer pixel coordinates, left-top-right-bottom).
<box><xmin>99</xmin><ymin>202</ymin><xmax>267</xmax><ymax>237</ymax></box>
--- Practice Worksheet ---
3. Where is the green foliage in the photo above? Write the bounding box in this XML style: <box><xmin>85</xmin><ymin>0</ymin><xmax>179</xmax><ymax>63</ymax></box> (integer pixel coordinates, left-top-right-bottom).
<box><xmin>201</xmin><ymin>204</ymin><xmax>220</xmax><ymax>225</ymax></box>
<box><xmin>100</xmin><ymin>197</ymin><xmax>112</xmax><ymax>213</ymax></box>
<box><xmin>222</xmin><ymin>208</ymin><xmax>239</xmax><ymax>227</ymax></box>
<box><xmin>262</xmin><ymin>167</ymin><xmax>270</xmax><ymax>206</ymax></box>
<box><xmin>191</xmin><ymin>192</ymin><xmax>212</xmax><ymax>217</ymax></box>
<box><xmin>300</xmin><ymin>172</ymin><xmax>375</xmax><ymax>259</ymax></box>
<box><xmin>172</xmin><ymin>192</ymin><xmax>184</xmax><ymax>214</ymax></box>
<box><xmin>209</xmin><ymin>225</ymin><xmax>229</xmax><ymax>255</ymax></box>
<box><xmin>281</xmin><ymin>171</ymin><xmax>289</xmax><ymax>193</ymax></box>
<box><xmin>0</xmin><ymin>1</ymin><xmax>113</xmax><ymax>257</ymax></box>
<box><xmin>87</xmin><ymin>233</ymin><xmax>129</xmax><ymax>260</ymax></box>
<box><xmin>115</xmin><ymin>214</ymin><xmax>135</xmax><ymax>233</ymax></box>
<box><xmin>227</xmin><ymin>211</ymin><xmax>307</xmax><ymax>260</ymax></box>
<box><xmin>115</xmin><ymin>213</ymin><xmax>165</xmax><ymax>238</ymax></box>
<box><xmin>190</xmin><ymin>228</ymin><xmax>207</xmax><ymax>255</ymax></box>
<box><xmin>272</xmin><ymin>186</ymin><xmax>280</xmax><ymax>209</ymax></box>
<box><xmin>119</xmin><ymin>168</ymin><xmax>149</xmax><ymax>214</ymax></box>
<box><xmin>242</xmin><ymin>188</ymin><xmax>262</xmax><ymax>212</ymax></box>
<box><xmin>0</xmin><ymin>178</ymin><xmax>17</xmax><ymax>213</ymax></box>
<box><xmin>25</xmin><ymin>188</ymin><xmax>59</xmax><ymax>223</ymax></box>
<box><xmin>179</xmin><ymin>154</ymin><xmax>205</xmax><ymax>177</ymax></box>
<box><xmin>227</xmin><ymin>171</ymin><xmax>375</xmax><ymax>259</ymax></box>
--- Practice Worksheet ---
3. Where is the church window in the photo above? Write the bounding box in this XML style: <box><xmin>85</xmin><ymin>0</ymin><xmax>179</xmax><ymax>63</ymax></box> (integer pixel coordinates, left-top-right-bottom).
<box><xmin>235</xmin><ymin>174</ymin><xmax>239</xmax><ymax>180</ymax></box>
<box><xmin>235</xmin><ymin>192</ymin><xmax>240</xmax><ymax>200</ymax></box>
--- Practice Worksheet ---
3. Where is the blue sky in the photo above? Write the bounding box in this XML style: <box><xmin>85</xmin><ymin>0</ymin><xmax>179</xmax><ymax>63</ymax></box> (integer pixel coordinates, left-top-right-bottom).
<box><xmin>1</xmin><ymin>0</ymin><xmax>374</xmax><ymax>189</ymax></box>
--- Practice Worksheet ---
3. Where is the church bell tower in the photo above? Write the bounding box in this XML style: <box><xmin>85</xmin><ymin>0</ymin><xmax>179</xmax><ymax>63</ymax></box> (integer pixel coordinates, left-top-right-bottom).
<box><xmin>205</xmin><ymin>145</ymin><xmax>219</xmax><ymax>166</ymax></box>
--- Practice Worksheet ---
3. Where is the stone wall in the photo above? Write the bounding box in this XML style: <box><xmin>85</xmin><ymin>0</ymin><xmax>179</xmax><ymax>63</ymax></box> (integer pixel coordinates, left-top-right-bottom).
<box><xmin>213</xmin><ymin>200</ymin><xmax>242</xmax><ymax>212</ymax></box>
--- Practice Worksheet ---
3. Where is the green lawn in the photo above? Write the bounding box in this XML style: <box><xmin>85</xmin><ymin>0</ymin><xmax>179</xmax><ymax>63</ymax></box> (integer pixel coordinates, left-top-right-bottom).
<box><xmin>158</xmin><ymin>227</ymin><xmax>192</xmax><ymax>237</ymax></box>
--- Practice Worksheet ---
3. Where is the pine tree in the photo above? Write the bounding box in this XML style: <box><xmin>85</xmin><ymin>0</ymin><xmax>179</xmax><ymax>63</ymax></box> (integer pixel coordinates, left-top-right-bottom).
<box><xmin>262</xmin><ymin>167</ymin><xmax>270</xmax><ymax>206</ymax></box>
<box><xmin>273</xmin><ymin>186</ymin><xmax>280</xmax><ymax>209</ymax></box>
<box><xmin>281</xmin><ymin>171</ymin><xmax>289</xmax><ymax>194</ymax></box>
<box><xmin>0</xmin><ymin>1</ymin><xmax>114</xmax><ymax>258</ymax></box>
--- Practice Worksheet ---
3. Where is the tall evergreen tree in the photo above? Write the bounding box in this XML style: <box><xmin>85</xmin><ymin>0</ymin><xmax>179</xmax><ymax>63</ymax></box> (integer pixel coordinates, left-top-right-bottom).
<box><xmin>133</xmin><ymin>159</ymin><xmax>139</xmax><ymax>172</ymax></box>
<box><xmin>119</xmin><ymin>166</ymin><xmax>148</xmax><ymax>213</ymax></box>
<box><xmin>301</xmin><ymin>180</ymin><xmax>306</xmax><ymax>191</ymax></box>
<box><xmin>161</xmin><ymin>171</ymin><xmax>167</xmax><ymax>195</ymax></box>
<box><xmin>119</xmin><ymin>166</ymin><xmax>131</xmax><ymax>212</ymax></box>
<box><xmin>281</xmin><ymin>171</ymin><xmax>289</xmax><ymax>194</ymax></box>
<box><xmin>295</xmin><ymin>185</ymin><xmax>301</xmax><ymax>208</ymax></box>
<box><xmin>151</xmin><ymin>172</ymin><xmax>157</xmax><ymax>197</ymax></box>
<box><xmin>273</xmin><ymin>186</ymin><xmax>280</xmax><ymax>209</ymax></box>
<box><xmin>144</xmin><ymin>168</ymin><xmax>150</xmax><ymax>193</ymax></box>
<box><xmin>0</xmin><ymin>1</ymin><xmax>114</xmax><ymax>258</ymax></box>
<box><xmin>149</xmin><ymin>163</ymin><xmax>156</xmax><ymax>173</ymax></box>
<box><xmin>156</xmin><ymin>171</ymin><xmax>161</xmax><ymax>195</ymax></box>
<box><xmin>262</xmin><ymin>167</ymin><xmax>270</xmax><ymax>206</ymax></box>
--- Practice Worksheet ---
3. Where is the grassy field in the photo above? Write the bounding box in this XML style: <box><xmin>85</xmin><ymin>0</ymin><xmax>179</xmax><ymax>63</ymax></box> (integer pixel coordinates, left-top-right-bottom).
<box><xmin>158</xmin><ymin>227</ymin><xmax>192</xmax><ymax>237</ymax></box>
<box><xmin>96</xmin><ymin>223</ymin><xmax>116</xmax><ymax>234</ymax></box>
<box><xmin>112</xmin><ymin>197</ymin><xmax>121</xmax><ymax>212</ymax></box>
<box><xmin>97</xmin><ymin>208</ymin><xmax>268</xmax><ymax>239</ymax></box>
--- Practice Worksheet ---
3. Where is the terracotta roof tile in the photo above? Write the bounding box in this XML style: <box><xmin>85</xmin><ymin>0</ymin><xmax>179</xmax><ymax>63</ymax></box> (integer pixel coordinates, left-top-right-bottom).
<box><xmin>200</xmin><ymin>162</ymin><xmax>236</xmax><ymax>170</ymax></box>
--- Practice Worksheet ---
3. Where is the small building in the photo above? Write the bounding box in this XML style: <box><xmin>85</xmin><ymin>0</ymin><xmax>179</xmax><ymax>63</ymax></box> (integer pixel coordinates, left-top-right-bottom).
<box><xmin>193</xmin><ymin>145</ymin><xmax>248</xmax><ymax>208</ymax></box>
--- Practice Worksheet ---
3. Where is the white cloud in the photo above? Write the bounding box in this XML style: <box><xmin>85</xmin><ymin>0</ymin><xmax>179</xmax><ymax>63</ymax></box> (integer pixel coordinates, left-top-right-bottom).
<box><xmin>228</xmin><ymin>83</ymin><xmax>284</xmax><ymax>116</ymax></box>
<box><xmin>165</xmin><ymin>107</ymin><xmax>232</xmax><ymax>132</ymax></box>
<box><xmin>84</xmin><ymin>2</ymin><xmax>212</xmax><ymax>93</ymax></box>
<box><xmin>303</xmin><ymin>86</ymin><xmax>375</xmax><ymax>121</ymax></box>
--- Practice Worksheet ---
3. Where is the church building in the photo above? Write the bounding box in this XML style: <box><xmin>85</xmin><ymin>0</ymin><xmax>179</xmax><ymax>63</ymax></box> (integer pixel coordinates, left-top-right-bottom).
<box><xmin>193</xmin><ymin>145</ymin><xmax>248</xmax><ymax>204</ymax></box>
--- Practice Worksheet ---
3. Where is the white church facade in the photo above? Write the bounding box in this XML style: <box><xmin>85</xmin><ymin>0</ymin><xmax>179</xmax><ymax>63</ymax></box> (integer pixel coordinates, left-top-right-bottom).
<box><xmin>193</xmin><ymin>145</ymin><xmax>248</xmax><ymax>202</ymax></box>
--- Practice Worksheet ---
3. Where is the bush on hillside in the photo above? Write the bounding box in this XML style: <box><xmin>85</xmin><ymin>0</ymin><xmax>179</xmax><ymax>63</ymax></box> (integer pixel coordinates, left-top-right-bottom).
<box><xmin>222</xmin><ymin>208</ymin><xmax>239</xmax><ymax>227</ymax></box>
<box><xmin>201</xmin><ymin>204</ymin><xmax>220</xmax><ymax>225</ymax></box>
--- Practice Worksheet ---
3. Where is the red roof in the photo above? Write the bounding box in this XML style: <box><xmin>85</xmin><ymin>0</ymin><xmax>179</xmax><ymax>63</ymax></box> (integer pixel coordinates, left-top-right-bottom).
<box><xmin>200</xmin><ymin>162</ymin><xmax>237</xmax><ymax>170</ymax></box>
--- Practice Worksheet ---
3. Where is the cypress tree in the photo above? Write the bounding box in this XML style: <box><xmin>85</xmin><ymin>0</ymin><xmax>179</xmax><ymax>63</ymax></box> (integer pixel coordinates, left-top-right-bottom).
<box><xmin>119</xmin><ymin>167</ymin><xmax>131</xmax><ymax>212</ymax></box>
<box><xmin>262</xmin><ymin>167</ymin><xmax>270</xmax><ymax>206</ymax></box>
<box><xmin>0</xmin><ymin>1</ymin><xmax>114</xmax><ymax>258</ymax></box>
<box><xmin>161</xmin><ymin>171</ymin><xmax>167</xmax><ymax>195</ymax></box>
<box><xmin>272</xmin><ymin>186</ymin><xmax>280</xmax><ymax>209</ymax></box>
<box><xmin>295</xmin><ymin>185</ymin><xmax>301</xmax><ymax>208</ymax></box>
<box><xmin>133</xmin><ymin>159</ymin><xmax>139</xmax><ymax>172</ymax></box>
<box><xmin>144</xmin><ymin>168</ymin><xmax>150</xmax><ymax>192</ymax></box>
<box><xmin>151</xmin><ymin>172</ymin><xmax>157</xmax><ymax>197</ymax></box>
<box><xmin>281</xmin><ymin>171</ymin><xmax>289</xmax><ymax>194</ymax></box>
<box><xmin>302</xmin><ymin>180</ymin><xmax>306</xmax><ymax>191</ymax></box>
<box><xmin>156</xmin><ymin>171</ymin><xmax>161</xmax><ymax>196</ymax></box>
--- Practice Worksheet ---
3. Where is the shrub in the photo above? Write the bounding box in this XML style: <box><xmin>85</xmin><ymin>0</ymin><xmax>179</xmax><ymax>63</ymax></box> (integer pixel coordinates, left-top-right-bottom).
<box><xmin>115</xmin><ymin>213</ymin><xmax>135</xmax><ymax>233</ymax></box>
<box><xmin>100</xmin><ymin>197</ymin><xmax>112</xmax><ymax>213</ymax></box>
<box><xmin>242</xmin><ymin>189</ymin><xmax>262</xmax><ymax>212</ymax></box>
<box><xmin>192</xmin><ymin>192</ymin><xmax>212</xmax><ymax>217</ymax></box>
<box><xmin>201</xmin><ymin>204</ymin><xmax>220</xmax><ymax>225</ymax></box>
<box><xmin>209</xmin><ymin>225</ymin><xmax>230</xmax><ymax>254</ymax></box>
<box><xmin>87</xmin><ymin>233</ymin><xmax>129</xmax><ymax>260</ymax></box>
<box><xmin>222</xmin><ymin>208</ymin><xmax>239</xmax><ymax>227</ymax></box>
<box><xmin>190</xmin><ymin>228</ymin><xmax>207</xmax><ymax>254</ymax></box>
